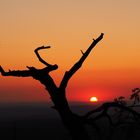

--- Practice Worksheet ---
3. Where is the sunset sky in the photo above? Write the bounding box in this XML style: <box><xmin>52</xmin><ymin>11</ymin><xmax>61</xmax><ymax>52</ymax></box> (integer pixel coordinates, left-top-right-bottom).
<box><xmin>0</xmin><ymin>0</ymin><xmax>140</xmax><ymax>103</ymax></box>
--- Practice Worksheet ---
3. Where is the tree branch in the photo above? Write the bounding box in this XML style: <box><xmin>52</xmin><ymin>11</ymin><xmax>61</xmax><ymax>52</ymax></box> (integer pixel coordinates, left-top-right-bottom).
<box><xmin>34</xmin><ymin>46</ymin><xmax>58</xmax><ymax>70</ymax></box>
<box><xmin>0</xmin><ymin>65</ymin><xmax>31</xmax><ymax>77</ymax></box>
<box><xmin>0</xmin><ymin>65</ymin><xmax>58</xmax><ymax>77</ymax></box>
<box><xmin>59</xmin><ymin>33</ymin><xmax>104</xmax><ymax>90</ymax></box>
<box><xmin>84</xmin><ymin>102</ymin><xmax>140</xmax><ymax>119</ymax></box>
<box><xmin>34</xmin><ymin>46</ymin><xmax>51</xmax><ymax>66</ymax></box>
<box><xmin>0</xmin><ymin>65</ymin><xmax>58</xmax><ymax>94</ymax></box>
<box><xmin>0</xmin><ymin>46</ymin><xmax>58</xmax><ymax>96</ymax></box>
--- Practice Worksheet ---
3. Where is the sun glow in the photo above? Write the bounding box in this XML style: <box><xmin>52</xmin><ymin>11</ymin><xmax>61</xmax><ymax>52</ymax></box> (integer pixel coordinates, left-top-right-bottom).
<box><xmin>90</xmin><ymin>96</ymin><xmax>98</xmax><ymax>102</ymax></box>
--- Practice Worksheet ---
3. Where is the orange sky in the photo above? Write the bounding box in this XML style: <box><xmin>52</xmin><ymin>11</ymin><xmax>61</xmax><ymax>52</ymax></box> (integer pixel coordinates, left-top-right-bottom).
<box><xmin>0</xmin><ymin>0</ymin><xmax>140</xmax><ymax>103</ymax></box>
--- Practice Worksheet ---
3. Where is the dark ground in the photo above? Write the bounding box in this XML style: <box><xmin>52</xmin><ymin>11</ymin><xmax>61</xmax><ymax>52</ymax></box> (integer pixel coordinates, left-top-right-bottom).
<box><xmin>0</xmin><ymin>102</ymin><xmax>140</xmax><ymax>140</ymax></box>
<box><xmin>0</xmin><ymin>103</ymin><xmax>70</xmax><ymax>140</ymax></box>
<box><xmin>0</xmin><ymin>102</ymin><xmax>94</xmax><ymax>140</ymax></box>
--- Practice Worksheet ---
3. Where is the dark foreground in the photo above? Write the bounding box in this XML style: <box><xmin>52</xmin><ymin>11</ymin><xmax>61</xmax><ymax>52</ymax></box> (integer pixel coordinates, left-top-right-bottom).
<box><xmin>0</xmin><ymin>102</ymin><xmax>140</xmax><ymax>140</ymax></box>
<box><xmin>0</xmin><ymin>102</ymin><xmax>71</xmax><ymax>140</ymax></box>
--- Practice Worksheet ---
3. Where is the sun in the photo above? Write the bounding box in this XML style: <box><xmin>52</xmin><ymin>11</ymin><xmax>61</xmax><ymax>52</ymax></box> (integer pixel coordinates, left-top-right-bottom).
<box><xmin>90</xmin><ymin>96</ymin><xmax>98</xmax><ymax>102</ymax></box>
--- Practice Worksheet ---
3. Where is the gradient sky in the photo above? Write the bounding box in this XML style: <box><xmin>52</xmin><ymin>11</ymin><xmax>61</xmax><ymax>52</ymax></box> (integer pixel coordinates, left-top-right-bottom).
<box><xmin>0</xmin><ymin>0</ymin><xmax>140</xmax><ymax>103</ymax></box>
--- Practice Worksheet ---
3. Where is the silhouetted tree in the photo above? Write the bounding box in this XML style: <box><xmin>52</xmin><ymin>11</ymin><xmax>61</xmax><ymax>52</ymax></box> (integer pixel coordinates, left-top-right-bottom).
<box><xmin>1</xmin><ymin>33</ymin><xmax>140</xmax><ymax>140</ymax></box>
<box><xmin>114</xmin><ymin>96</ymin><xmax>126</xmax><ymax>105</ymax></box>
<box><xmin>130</xmin><ymin>88</ymin><xmax>140</xmax><ymax>105</ymax></box>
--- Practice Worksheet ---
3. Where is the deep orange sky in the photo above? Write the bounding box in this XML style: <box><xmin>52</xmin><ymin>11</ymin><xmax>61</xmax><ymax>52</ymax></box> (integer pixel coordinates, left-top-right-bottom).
<box><xmin>0</xmin><ymin>0</ymin><xmax>140</xmax><ymax>103</ymax></box>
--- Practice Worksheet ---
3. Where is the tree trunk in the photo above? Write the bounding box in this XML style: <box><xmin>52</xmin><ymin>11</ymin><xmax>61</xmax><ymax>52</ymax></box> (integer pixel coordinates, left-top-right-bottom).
<box><xmin>52</xmin><ymin>92</ymin><xmax>91</xmax><ymax>140</ymax></box>
<box><xmin>58</xmin><ymin>110</ymin><xmax>91</xmax><ymax>140</ymax></box>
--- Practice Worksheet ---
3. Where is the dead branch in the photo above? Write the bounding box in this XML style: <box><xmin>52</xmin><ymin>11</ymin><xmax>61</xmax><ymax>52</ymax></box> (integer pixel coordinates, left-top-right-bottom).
<box><xmin>0</xmin><ymin>45</ymin><xmax>58</xmax><ymax>77</ymax></box>
<box><xmin>34</xmin><ymin>46</ymin><xmax>57</xmax><ymax>67</ymax></box>
<box><xmin>0</xmin><ymin>65</ymin><xmax>31</xmax><ymax>77</ymax></box>
<box><xmin>60</xmin><ymin>33</ymin><xmax>104</xmax><ymax>90</ymax></box>
<box><xmin>84</xmin><ymin>102</ymin><xmax>140</xmax><ymax>119</ymax></box>
<box><xmin>0</xmin><ymin>65</ymin><xmax>58</xmax><ymax>77</ymax></box>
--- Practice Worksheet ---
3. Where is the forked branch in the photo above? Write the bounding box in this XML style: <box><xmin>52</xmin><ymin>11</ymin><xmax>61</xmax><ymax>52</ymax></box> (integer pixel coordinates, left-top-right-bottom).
<box><xmin>60</xmin><ymin>33</ymin><xmax>104</xmax><ymax>89</ymax></box>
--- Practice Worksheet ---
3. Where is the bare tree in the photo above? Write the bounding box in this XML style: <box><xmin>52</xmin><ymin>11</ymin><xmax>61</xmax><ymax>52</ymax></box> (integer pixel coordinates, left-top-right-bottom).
<box><xmin>1</xmin><ymin>33</ymin><xmax>140</xmax><ymax>140</ymax></box>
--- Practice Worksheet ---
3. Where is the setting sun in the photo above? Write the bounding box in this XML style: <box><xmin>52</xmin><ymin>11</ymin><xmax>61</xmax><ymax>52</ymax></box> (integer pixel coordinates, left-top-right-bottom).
<box><xmin>90</xmin><ymin>97</ymin><xmax>98</xmax><ymax>102</ymax></box>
